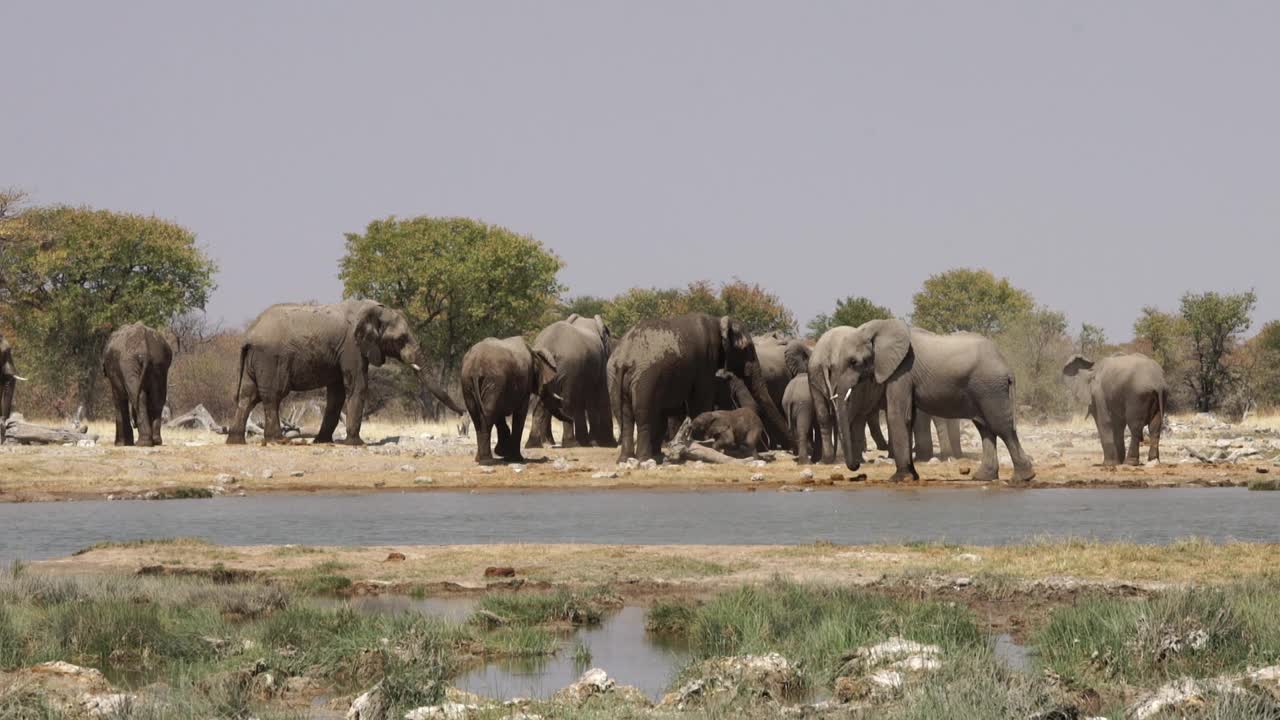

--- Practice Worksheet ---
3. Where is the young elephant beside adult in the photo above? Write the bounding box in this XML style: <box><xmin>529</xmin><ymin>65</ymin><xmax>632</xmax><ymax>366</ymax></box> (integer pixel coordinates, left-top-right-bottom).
<box><xmin>811</xmin><ymin>321</ymin><xmax>1034</xmax><ymax>483</ymax></box>
<box><xmin>103</xmin><ymin>323</ymin><xmax>172</xmax><ymax>447</ymax></box>
<box><xmin>689</xmin><ymin>406</ymin><xmax>768</xmax><ymax>459</ymax></box>
<box><xmin>609</xmin><ymin>313</ymin><xmax>791</xmax><ymax>462</ymax></box>
<box><xmin>1063</xmin><ymin>353</ymin><xmax>1167</xmax><ymax>466</ymax></box>
<box><xmin>462</xmin><ymin>336</ymin><xmax>569</xmax><ymax>464</ymax></box>
<box><xmin>785</xmin><ymin>339</ymin><xmax>889</xmax><ymax>464</ymax></box>
<box><xmin>227</xmin><ymin>300</ymin><xmax>462</xmax><ymax>446</ymax></box>
<box><xmin>525</xmin><ymin>314</ymin><xmax>616</xmax><ymax>449</ymax></box>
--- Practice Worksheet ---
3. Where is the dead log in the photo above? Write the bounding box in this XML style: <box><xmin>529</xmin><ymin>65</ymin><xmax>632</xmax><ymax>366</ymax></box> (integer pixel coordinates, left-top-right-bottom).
<box><xmin>166</xmin><ymin>404</ymin><xmax>227</xmax><ymax>434</ymax></box>
<box><xmin>662</xmin><ymin>418</ymin><xmax>771</xmax><ymax>464</ymax></box>
<box><xmin>2</xmin><ymin>415</ymin><xmax>98</xmax><ymax>445</ymax></box>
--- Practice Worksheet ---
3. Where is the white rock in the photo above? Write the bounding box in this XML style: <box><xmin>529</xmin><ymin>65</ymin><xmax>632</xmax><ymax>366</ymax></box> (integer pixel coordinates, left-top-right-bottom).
<box><xmin>83</xmin><ymin>693</ymin><xmax>136</xmax><ymax>717</ymax></box>
<box><xmin>347</xmin><ymin>685</ymin><xmax>383</xmax><ymax>720</ymax></box>
<box><xmin>261</xmin><ymin>468</ymin><xmax>274</xmax><ymax>479</ymax></box>
<box><xmin>290</xmin><ymin>470</ymin><xmax>305</xmax><ymax>477</ymax></box>
<box><xmin>639</xmin><ymin>459</ymin><xmax>658</xmax><ymax>470</ymax></box>
<box><xmin>591</xmin><ymin>471</ymin><xmax>619</xmax><ymax>479</ymax></box>
<box><xmin>865</xmin><ymin>669</ymin><xmax>904</xmax><ymax>691</ymax></box>
<box><xmin>214</xmin><ymin>474</ymin><xmax>236</xmax><ymax>485</ymax></box>
<box><xmin>415</xmin><ymin>476</ymin><xmax>434</xmax><ymax>484</ymax></box>
<box><xmin>751</xmin><ymin>473</ymin><xmax>766</xmax><ymax>482</ymax></box>
<box><xmin>511</xmin><ymin>464</ymin><xmax>525</xmax><ymax>474</ymax></box>
<box><xmin>799</xmin><ymin>468</ymin><xmax>814</xmax><ymax>479</ymax></box>
<box><xmin>399</xmin><ymin>464</ymin><xmax>416</xmax><ymax>473</ymax></box>
<box><xmin>404</xmin><ymin>702</ymin><xmax>476</xmax><ymax>720</ymax></box>
<box><xmin>551</xmin><ymin>457</ymin><xmax>571</xmax><ymax>471</ymax></box>
<box><xmin>956</xmin><ymin>553</ymin><xmax>982</xmax><ymax>563</ymax></box>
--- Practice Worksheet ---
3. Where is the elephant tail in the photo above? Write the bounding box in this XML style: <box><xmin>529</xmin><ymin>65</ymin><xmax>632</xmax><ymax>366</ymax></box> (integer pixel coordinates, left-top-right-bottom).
<box><xmin>235</xmin><ymin>344</ymin><xmax>250</xmax><ymax>404</ymax></box>
<box><xmin>608</xmin><ymin>360</ymin><xmax>625</xmax><ymax>426</ymax></box>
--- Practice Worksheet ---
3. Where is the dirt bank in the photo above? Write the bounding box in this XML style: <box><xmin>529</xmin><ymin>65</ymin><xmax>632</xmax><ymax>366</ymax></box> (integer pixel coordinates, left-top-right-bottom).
<box><xmin>2</xmin><ymin>414</ymin><xmax>1277</xmax><ymax>502</ymax></box>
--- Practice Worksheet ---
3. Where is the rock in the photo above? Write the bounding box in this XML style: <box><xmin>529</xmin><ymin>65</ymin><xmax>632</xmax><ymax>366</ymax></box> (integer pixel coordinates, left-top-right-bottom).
<box><xmin>83</xmin><ymin>693</ymin><xmax>136</xmax><ymax>717</ymax></box>
<box><xmin>347</xmin><ymin>683</ymin><xmax>383</xmax><ymax>720</ymax></box>
<box><xmin>484</xmin><ymin>566</ymin><xmax>516</xmax><ymax>578</ymax></box>
<box><xmin>800</xmin><ymin>468</ymin><xmax>814</xmax><ymax>480</ymax></box>
<box><xmin>591</xmin><ymin>471</ymin><xmax>619</xmax><ymax>479</ymax></box>
<box><xmin>619</xmin><ymin>458</ymin><xmax>640</xmax><ymax>470</ymax></box>
<box><xmin>661</xmin><ymin>653</ymin><xmax>801</xmax><ymax>709</ymax></box>
<box><xmin>551</xmin><ymin>668</ymin><xmax>616</xmax><ymax>705</ymax></box>
<box><xmin>751</xmin><ymin>473</ymin><xmax>766</xmax><ymax>482</ymax></box>
<box><xmin>143</xmin><ymin>490</ymin><xmax>160</xmax><ymax>500</ymax></box>
<box><xmin>261</xmin><ymin>468</ymin><xmax>274</xmax><ymax>479</ymax></box>
<box><xmin>399</xmin><ymin>464</ymin><xmax>416</xmax><ymax>473</ymax></box>
<box><xmin>953</xmin><ymin>576</ymin><xmax>972</xmax><ymax>588</ymax></box>
<box><xmin>0</xmin><ymin>662</ymin><xmax>128</xmax><ymax>717</ymax></box>
<box><xmin>956</xmin><ymin>553</ymin><xmax>982</xmax><ymax>563</ymax></box>
<box><xmin>290</xmin><ymin>470</ymin><xmax>305</xmax><ymax>477</ymax></box>
<box><xmin>415</xmin><ymin>476</ymin><xmax>434</xmax><ymax>485</ymax></box>
<box><xmin>214</xmin><ymin>473</ymin><xmax>237</xmax><ymax>485</ymax></box>
<box><xmin>385</xmin><ymin>552</ymin><xmax>407</xmax><ymax>562</ymax></box>
<box><xmin>551</xmin><ymin>457</ymin><xmax>571</xmax><ymax>471</ymax></box>
<box><xmin>478</xmin><ymin>466</ymin><xmax>496</xmax><ymax>474</ymax></box>
<box><xmin>639</xmin><ymin>459</ymin><xmax>658</xmax><ymax>470</ymax></box>
<box><xmin>511</xmin><ymin>464</ymin><xmax>526</xmax><ymax>474</ymax></box>
<box><xmin>404</xmin><ymin>703</ymin><xmax>477</xmax><ymax>720</ymax></box>
<box><xmin>833</xmin><ymin>637</ymin><xmax>943</xmax><ymax>702</ymax></box>
<box><xmin>959</xmin><ymin>467</ymin><xmax>971</xmax><ymax>475</ymax></box>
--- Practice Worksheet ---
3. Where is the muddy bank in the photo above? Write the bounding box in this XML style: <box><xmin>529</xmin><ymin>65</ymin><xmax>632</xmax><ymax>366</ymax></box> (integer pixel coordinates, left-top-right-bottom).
<box><xmin>2</xmin><ymin>414</ymin><xmax>1279</xmax><ymax>503</ymax></box>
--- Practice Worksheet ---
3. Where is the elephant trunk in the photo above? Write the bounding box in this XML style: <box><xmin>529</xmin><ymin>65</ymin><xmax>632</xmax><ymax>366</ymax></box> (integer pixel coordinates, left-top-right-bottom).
<box><xmin>400</xmin><ymin>344</ymin><xmax>465</xmax><ymax>415</ymax></box>
<box><xmin>1</xmin><ymin>380</ymin><xmax>13</xmax><ymax>421</ymax></box>
<box><xmin>834</xmin><ymin>386</ymin><xmax>862</xmax><ymax>472</ymax></box>
<box><xmin>744</xmin><ymin>360</ymin><xmax>792</xmax><ymax>452</ymax></box>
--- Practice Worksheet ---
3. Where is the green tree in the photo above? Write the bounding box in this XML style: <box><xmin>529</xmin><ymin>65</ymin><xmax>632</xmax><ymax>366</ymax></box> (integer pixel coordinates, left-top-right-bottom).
<box><xmin>339</xmin><ymin>217</ymin><xmax>564</xmax><ymax>402</ymax></box>
<box><xmin>911</xmin><ymin>268</ymin><xmax>1033</xmax><ymax>336</ymax></box>
<box><xmin>1178</xmin><ymin>290</ymin><xmax>1257</xmax><ymax>412</ymax></box>
<box><xmin>0</xmin><ymin>205</ymin><xmax>216</xmax><ymax>415</ymax></box>
<box><xmin>995</xmin><ymin>306</ymin><xmax>1073</xmax><ymax>417</ymax></box>
<box><xmin>1076</xmin><ymin>323</ymin><xmax>1108</xmax><ymax>358</ymax></box>
<box><xmin>601</xmin><ymin>280</ymin><xmax>794</xmax><ymax>337</ymax></box>
<box><xmin>1132</xmin><ymin>306</ymin><xmax>1187</xmax><ymax>371</ymax></box>
<box><xmin>806</xmin><ymin>296</ymin><xmax>892</xmax><ymax>338</ymax></box>
<box><xmin>560</xmin><ymin>295</ymin><xmax>609</xmax><ymax>320</ymax></box>
<box><xmin>719</xmin><ymin>279</ymin><xmax>796</xmax><ymax>336</ymax></box>
<box><xmin>1250</xmin><ymin>321</ymin><xmax>1280</xmax><ymax>409</ymax></box>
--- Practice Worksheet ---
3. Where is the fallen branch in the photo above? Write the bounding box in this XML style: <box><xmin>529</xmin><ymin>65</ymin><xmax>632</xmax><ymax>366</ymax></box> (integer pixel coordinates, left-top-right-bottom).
<box><xmin>2</xmin><ymin>414</ymin><xmax>98</xmax><ymax>445</ymax></box>
<box><xmin>663</xmin><ymin>418</ymin><xmax>774</xmax><ymax>464</ymax></box>
<box><xmin>166</xmin><ymin>404</ymin><xmax>227</xmax><ymax>434</ymax></box>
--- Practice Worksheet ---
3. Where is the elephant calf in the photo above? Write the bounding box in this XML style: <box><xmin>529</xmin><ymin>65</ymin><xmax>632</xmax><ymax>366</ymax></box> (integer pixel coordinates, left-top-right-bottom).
<box><xmin>462</xmin><ymin>336</ymin><xmax>569</xmax><ymax>464</ymax></box>
<box><xmin>1064</xmin><ymin>353</ymin><xmax>1167</xmax><ymax>466</ymax></box>
<box><xmin>103</xmin><ymin>323</ymin><xmax>172</xmax><ymax>447</ymax></box>
<box><xmin>783</xmin><ymin>374</ymin><xmax>820</xmax><ymax>463</ymax></box>
<box><xmin>689</xmin><ymin>408</ymin><xmax>767</xmax><ymax>459</ymax></box>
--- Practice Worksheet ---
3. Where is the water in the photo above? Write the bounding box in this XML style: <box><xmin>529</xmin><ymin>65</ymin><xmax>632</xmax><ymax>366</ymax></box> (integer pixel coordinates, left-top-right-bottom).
<box><xmin>324</xmin><ymin>597</ymin><xmax>685</xmax><ymax>701</ymax></box>
<box><xmin>993</xmin><ymin>634</ymin><xmax>1034</xmax><ymax>673</ymax></box>
<box><xmin>3</xmin><ymin>488</ymin><xmax>1278</xmax><ymax>565</ymax></box>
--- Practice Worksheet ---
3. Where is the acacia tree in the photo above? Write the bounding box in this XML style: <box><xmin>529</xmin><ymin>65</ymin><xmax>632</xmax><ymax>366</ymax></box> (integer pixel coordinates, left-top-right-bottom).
<box><xmin>911</xmin><ymin>268</ymin><xmax>1033</xmax><ymax>336</ymax></box>
<box><xmin>601</xmin><ymin>280</ymin><xmax>795</xmax><ymax>337</ymax></box>
<box><xmin>807</xmin><ymin>296</ymin><xmax>892</xmax><ymax>338</ymax></box>
<box><xmin>339</xmin><ymin>216</ymin><xmax>563</xmax><ymax>415</ymax></box>
<box><xmin>995</xmin><ymin>306</ymin><xmax>1073</xmax><ymax>416</ymax></box>
<box><xmin>1179</xmin><ymin>290</ymin><xmax>1256</xmax><ymax>412</ymax></box>
<box><xmin>0</xmin><ymin>205</ymin><xmax>216</xmax><ymax>415</ymax></box>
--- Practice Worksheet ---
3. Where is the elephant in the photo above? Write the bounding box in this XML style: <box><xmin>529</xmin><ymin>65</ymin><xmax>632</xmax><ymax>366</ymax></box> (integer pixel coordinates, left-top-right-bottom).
<box><xmin>461</xmin><ymin>336</ymin><xmax>569</xmax><ymax>464</ymax></box>
<box><xmin>103</xmin><ymin>323</ymin><xmax>172</xmax><ymax>447</ymax></box>
<box><xmin>783</xmin><ymin>339</ymin><xmax>887</xmax><ymax>463</ymax></box>
<box><xmin>1</xmin><ymin>334</ymin><xmax>26</xmax><ymax>442</ymax></box>
<box><xmin>227</xmin><ymin>300</ymin><xmax>462</xmax><ymax>446</ymax></box>
<box><xmin>525</xmin><ymin>314</ymin><xmax>616</xmax><ymax>449</ymax></box>
<box><xmin>689</xmin><ymin>407</ymin><xmax>767</xmax><ymax>459</ymax></box>
<box><xmin>608</xmin><ymin>313</ymin><xmax>791</xmax><ymax>462</ymax></box>
<box><xmin>811</xmin><ymin>320</ymin><xmax>1035</xmax><ymax>483</ymax></box>
<box><xmin>1063</xmin><ymin>353</ymin><xmax>1167</xmax><ymax>466</ymax></box>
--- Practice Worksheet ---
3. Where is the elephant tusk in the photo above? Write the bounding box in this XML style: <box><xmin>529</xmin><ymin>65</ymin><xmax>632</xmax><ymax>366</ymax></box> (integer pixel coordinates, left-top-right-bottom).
<box><xmin>12</xmin><ymin>375</ymin><xmax>27</xmax><ymax>382</ymax></box>
<box><xmin>844</xmin><ymin>388</ymin><xmax>852</xmax><ymax>402</ymax></box>
<box><xmin>552</xmin><ymin>393</ymin><xmax>564</xmax><ymax>402</ymax></box>
<box><xmin>410</xmin><ymin>364</ymin><xmax>422</xmax><ymax>372</ymax></box>
<box><xmin>830</xmin><ymin>394</ymin><xmax>839</xmax><ymax>401</ymax></box>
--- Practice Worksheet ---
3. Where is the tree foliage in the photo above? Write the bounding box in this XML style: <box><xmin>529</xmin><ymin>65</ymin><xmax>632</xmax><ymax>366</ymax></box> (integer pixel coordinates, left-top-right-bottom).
<box><xmin>602</xmin><ymin>280</ymin><xmax>795</xmax><ymax>337</ymax></box>
<box><xmin>1178</xmin><ymin>290</ymin><xmax>1256</xmax><ymax>412</ymax></box>
<box><xmin>339</xmin><ymin>216</ymin><xmax>564</xmax><ymax>388</ymax></box>
<box><xmin>1132</xmin><ymin>306</ymin><xmax>1188</xmax><ymax>372</ymax></box>
<box><xmin>995</xmin><ymin>306</ymin><xmax>1074</xmax><ymax>418</ymax></box>
<box><xmin>1076</xmin><ymin>323</ymin><xmax>1108</xmax><ymax>358</ymax></box>
<box><xmin>806</xmin><ymin>296</ymin><xmax>892</xmax><ymax>338</ymax></box>
<box><xmin>0</xmin><ymin>205</ymin><xmax>216</xmax><ymax>414</ymax></box>
<box><xmin>911</xmin><ymin>268</ymin><xmax>1033</xmax><ymax>336</ymax></box>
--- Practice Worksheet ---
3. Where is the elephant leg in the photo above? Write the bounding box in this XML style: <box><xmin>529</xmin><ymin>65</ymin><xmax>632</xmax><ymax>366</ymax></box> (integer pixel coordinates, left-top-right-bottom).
<box><xmin>913</xmin><ymin>412</ymin><xmax>934</xmax><ymax>461</ymax></box>
<box><xmin>465</xmin><ymin>392</ymin><xmax>494</xmax><ymax>464</ymax></box>
<box><xmin>110</xmin><ymin>379</ymin><xmax>133</xmax><ymax>447</ymax></box>
<box><xmin>262</xmin><ymin>394</ymin><xmax>285</xmax><ymax>445</ymax></box>
<box><xmin>493</xmin><ymin>417</ymin><xmax>513</xmax><ymax>458</ymax></box>
<box><xmin>561</xmin><ymin>416</ymin><xmax>579</xmax><ymax>448</ymax></box>
<box><xmin>148</xmin><ymin>372</ymin><xmax>167</xmax><ymax>447</ymax></box>
<box><xmin>1147</xmin><ymin>396</ymin><xmax>1164</xmax><ymax>463</ymax></box>
<box><xmin>134</xmin><ymin>381</ymin><xmax>154</xmax><ymax>447</ymax></box>
<box><xmin>942</xmin><ymin>419</ymin><xmax>963</xmax><ymax>459</ymax></box>
<box><xmin>227</xmin><ymin>374</ymin><xmax>260</xmax><ymax>445</ymax></box>
<box><xmin>793</xmin><ymin>412</ymin><xmax>811</xmax><ymax>465</ymax></box>
<box><xmin>525</xmin><ymin>398</ymin><xmax>551</xmax><ymax>449</ymax></box>
<box><xmin>1125</xmin><ymin>419</ymin><xmax>1144</xmax><ymax>466</ymax></box>
<box><xmin>973</xmin><ymin>421</ymin><xmax>999</xmax><ymax>481</ymax></box>
<box><xmin>745</xmin><ymin>428</ymin><xmax>764</xmax><ymax>460</ymax></box>
<box><xmin>341</xmin><ymin>384</ymin><xmax>366</xmax><ymax>446</ymax></box>
<box><xmin>315</xmin><ymin>383</ymin><xmax>344</xmax><ymax>443</ymax></box>
<box><xmin>507</xmin><ymin>402</ymin><xmax>529</xmax><ymax>462</ymax></box>
<box><xmin>867</xmin><ymin>412</ymin><xmax>889</xmax><ymax>452</ymax></box>
<box><xmin>978</xmin><ymin>397</ymin><xmax>1034</xmax><ymax>482</ymax></box>
<box><xmin>570</xmin><ymin>409</ymin><xmax>590</xmax><ymax>448</ymax></box>
<box><xmin>618</xmin><ymin>388</ymin><xmax>636</xmax><ymax>462</ymax></box>
<box><xmin>590</xmin><ymin>394</ymin><xmax>617</xmax><ymax>447</ymax></box>
<box><xmin>884</xmin><ymin>385</ymin><xmax>918</xmax><ymax>482</ymax></box>
<box><xmin>810</xmin><ymin>376</ymin><xmax>836</xmax><ymax>465</ymax></box>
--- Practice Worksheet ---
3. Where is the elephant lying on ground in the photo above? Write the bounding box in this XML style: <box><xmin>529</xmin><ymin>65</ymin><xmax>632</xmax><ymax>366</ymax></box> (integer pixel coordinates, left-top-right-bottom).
<box><xmin>526</xmin><ymin>314</ymin><xmax>616</xmax><ymax>448</ymax></box>
<box><xmin>462</xmin><ymin>336</ymin><xmax>569</xmax><ymax>464</ymax></box>
<box><xmin>228</xmin><ymin>300</ymin><xmax>461</xmax><ymax>446</ymax></box>
<box><xmin>689</xmin><ymin>407</ymin><xmax>767</xmax><ymax>459</ymax></box>
<box><xmin>103</xmin><ymin>323</ymin><xmax>172</xmax><ymax>447</ymax></box>
<box><xmin>811</xmin><ymin>321</ymin><xmax>1034</xmax><ymax>483</ymax></box>
<box><xmin>609</xmin><ymin>313</ymin><xmax>791</xmax><ymax>462</ymax></box>
<box><xmin>1063</xmin><ymin>353</ymin><xmax>1167</xmax><ymax>466</ymax></box>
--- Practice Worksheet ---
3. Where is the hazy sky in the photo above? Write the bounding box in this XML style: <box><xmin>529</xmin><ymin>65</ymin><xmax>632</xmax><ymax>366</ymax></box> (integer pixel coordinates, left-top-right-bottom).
<box><xmin>4</xmin><ymin>2</ymin><xmax>1276</xmax><ymax>338</ymax></box>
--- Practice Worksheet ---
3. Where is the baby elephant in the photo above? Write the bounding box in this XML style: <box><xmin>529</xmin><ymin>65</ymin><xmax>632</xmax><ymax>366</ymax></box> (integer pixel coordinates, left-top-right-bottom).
<box><xmin>462</xmin><ymin>336</ymin><xmax>570</xmax><ymax>464</ymax></box>
<box><xmin>103</xmin><ymin>323</ymin><xmax>173</xmax><ymax>447</ymax></box>
<box><xmin>689</xmin><ymin>407</ymin><xmax>768</xmax><ymax>459</ymax></box>
<box><xmin>1063</xmin><ymin>353</ymin><xmax>1167</xmax><ymax>466</ymax></box>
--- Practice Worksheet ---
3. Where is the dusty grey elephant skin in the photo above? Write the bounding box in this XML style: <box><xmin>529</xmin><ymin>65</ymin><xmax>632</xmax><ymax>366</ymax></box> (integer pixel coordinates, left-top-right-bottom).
<box><xmin>0</xmin><ymin>334</ymin><xmax>25</xmax><ymax>442</ymax></box>
<box><xmin>227</xmin><ymin>300</ymin><xmax>462</xmax><ymax>446</ymax></box>
<box><xmin>608</xmin><ymin>313</ymin><xmax>791</xmax><ymax>463</ymax></box>
<box><xmin>103</xmin><ymin>323</ymin><xmax>172</xmax><ymax>447</ymax></box>
<box><xmin>811</xmin><ymin>321</ymin><xmax>1034</xmax><ymax>483</ymax></box>
<box><xmin>462</xmin><ymin>336</ymin><xmax>568</xmax><ymax>464</ymax></box>
<box><xmin>785</xmin><ymin>339</ymin><xmax>887</xmax><ymax>464</ymax></box>
<box><xmin>689</xmin><ymin>408</ymin><xmax>767</xmax><ymax>459</ymax></box>
<box><xmin>1064</xmin><ymin>353</ymin><xmax>1167</xmax><ymax>466</ymax></box>
<box><xmin>526</xmin><ymin>314</ymin><xmax>616</xmax><ymax>449</ymax></box>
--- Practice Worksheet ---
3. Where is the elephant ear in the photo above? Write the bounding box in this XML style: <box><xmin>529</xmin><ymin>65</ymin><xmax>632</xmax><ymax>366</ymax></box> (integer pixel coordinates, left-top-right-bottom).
<box><xmin>593</xmin><ymin>315</ymin><xmax>609</xmax><ymax>341</ymax></box>
<box><xmin>719</xmin><ymin>316</ymin><xmax>751</xmax><ymax>356</ymax></box>
<box><xmin>1063</xmin><ymin>355</ymin><xmax>1095</xmax><ymax>377</ymax></box>
<box><xmin>354</xmin><ymin>304</ymin><xmax>386</xmax><ymax>367</ymax></box>
<box><xmin>869</xmin><ymin>319</ymin><xmax>911</xmax><ymax>385</ymax></box>
<box><xmin>784</xmin><ymin>341</ymin><xmax>811</xmax><ymax>378</ymax></box>
<box><xmin>566</xmin><ymin>313</ymin><xmax>581</xmax><ymax>324</ymax></box>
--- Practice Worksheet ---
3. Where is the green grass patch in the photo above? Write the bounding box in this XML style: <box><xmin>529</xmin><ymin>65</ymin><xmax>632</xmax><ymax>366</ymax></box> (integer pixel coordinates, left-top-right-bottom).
<box><xmin>1248</xmin><ymin>478</ymin><xmax>1280</xmax><ymax>491</ymax></box>
<box><xmin>1035</xmin><ymin>580</ymin><xmax>1280</xmax><ymax>689</ymax></box>
<box><xmin>73</xmin><ymin>537</ymin><xmax>212</xmax><ymax>555</ymax></box>
<box><xmin>474</xmin><ymin>589</ymin><xmax>607</xmax><ymax>627</ymax></box>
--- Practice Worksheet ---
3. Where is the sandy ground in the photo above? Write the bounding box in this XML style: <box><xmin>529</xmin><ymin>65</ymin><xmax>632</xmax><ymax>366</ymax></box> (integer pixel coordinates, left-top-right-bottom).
<box><xmin>2</xmin><ymin>414</ymin><xmax>1278</xmax><ymax>503</ymax></box>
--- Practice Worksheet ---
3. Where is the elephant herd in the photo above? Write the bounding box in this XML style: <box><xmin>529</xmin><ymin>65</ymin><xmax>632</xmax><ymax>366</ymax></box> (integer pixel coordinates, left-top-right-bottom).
<box><xmin>0</xmin><ymin>302</ymin><xmax>1171</xmax><ymax>479</ymax></box>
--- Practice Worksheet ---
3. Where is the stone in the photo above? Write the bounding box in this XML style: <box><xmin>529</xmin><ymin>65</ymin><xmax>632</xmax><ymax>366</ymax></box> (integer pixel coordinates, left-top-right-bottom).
<box><xmin>751</xmin><ymin>473</ymin><xmax>765</xmax><ymax>482</ymax></box>
<box><xmin>591</xmin><ymin>471</ymin><xmax>619</xmax><ymax>479</ymax></box>
<box><xmin>214</xmin><ymin>473</ymin><xmax>237</xmax><ymax>485</ymax></box>
<box><xmin>551</xmin><ymin>668</ymin><xmax>616</xmax><ymax>705</ymax></box>
<box><xmin>83</xmin><ymin>693</ymin><xmax>136</xmax><ymax>717</ymax></box>
<box><xmin>261</xmin><ymin>468</ymin><xmax>274</xmax><ymax>479</ymax></box>
<box><xmin>511</xmin><ymin>464</ymin><xmax>526</xmax><ymax>474</ymax></box>
<box><xmin>552</xmin><ymin>457</ymin><xmax>571</xmax><ymax>471</ymax></box>
<box><xmin>346</xmin><ymin>683</ymin><xmax>383</xmax><ymax>720</ymax></box>
<box><xmin>660</xmin><ymin>653</ymin><xmax>801</xmax><ymax>709</ymax></box>
<box><xmin>399</xmin><ymin>464</ymin><xmax>416</xmax><ymax>473</ymax></box>
<box><xmin>404</xmin><ymin>703</ymin><xmax>476</xmax><ymax>720</ymax></box>
<box><xmin>639</xmin><ymin>459</ymin><xmax>658</xmax><ymax>470</ymax></box>
<box><xmin>290</xmin><ymin>470</ymin><xmax>305</xmax><ymax>477</ymax></box>
<box><xmin>833</xmin><ymin>636</ymin><xmax>944</xmax><ymax>702</ymax></box>
<box><xmin>415</xmin><ymin>476</ymin><xmax>434</xmax><ymax>485</ymax></box>
<box><xmin>484</xmin><ymin>566</ymin><xmax>516</xmax><ymax>578</ymax></box>
<box><xmin>799</xmin><ymin>468</ymin><xmax>814</xmax><ymax>480</ymax></box>
<box><xmin>385</xmin><ymin>552</ymin><xmax>407</xmax><ymax>562</ymax></box>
